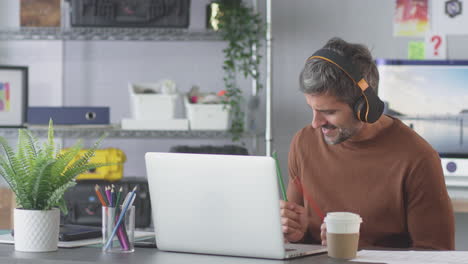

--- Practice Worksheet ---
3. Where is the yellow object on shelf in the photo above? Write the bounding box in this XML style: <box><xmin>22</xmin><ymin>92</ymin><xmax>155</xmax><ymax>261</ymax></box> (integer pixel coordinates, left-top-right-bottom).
<box><xmin>72</xmin><ymin>148</ymin><xmax>126</xmax><ymax>181</ymax></box>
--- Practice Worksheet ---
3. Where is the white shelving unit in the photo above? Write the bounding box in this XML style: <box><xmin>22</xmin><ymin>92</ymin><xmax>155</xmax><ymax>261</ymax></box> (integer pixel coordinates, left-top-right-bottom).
<box><xmin>0</xmin><ymin>126</ymin><xmax>259</xmax><ymax>139</ymax></box>
<box><xmin>0</xmin><ymin>0</ymin><xmax>273</xmax><ymax>155</ymax></box>
<box><xmin>0</xmin><ymin>27</ymin><xmax>222</xmax><ymax>41</ymax></box>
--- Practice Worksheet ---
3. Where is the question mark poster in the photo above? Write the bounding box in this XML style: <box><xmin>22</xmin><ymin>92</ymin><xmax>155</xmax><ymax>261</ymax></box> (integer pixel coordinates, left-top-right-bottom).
<box><xmin>425</xmin><ymin>33</ymin><xmax>447</xmax><ymax>59</ymax></box>
<box><xmin>431</xmin><ymin>0</ymin><xmax>467</xmax><ymax>35</ymax></box>
<box><xmin>394</xmin><ymin>0</ymin><xmax>429</xmax><ymax>36</ymax></box>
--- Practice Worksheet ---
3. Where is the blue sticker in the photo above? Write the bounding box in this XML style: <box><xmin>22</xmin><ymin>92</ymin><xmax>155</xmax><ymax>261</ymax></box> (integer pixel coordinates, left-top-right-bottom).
<box><xmin>446</xmin><ymin>161</ymin><xmax>457</xmax><ymax>173</ymax></box>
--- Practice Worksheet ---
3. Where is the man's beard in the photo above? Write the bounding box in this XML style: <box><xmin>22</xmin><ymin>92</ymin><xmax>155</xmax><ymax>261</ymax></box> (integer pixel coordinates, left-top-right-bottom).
<box><xmin>322</xmin><ymin>123</ymin><xmax>359</xmax><ymax>145</ymax></box>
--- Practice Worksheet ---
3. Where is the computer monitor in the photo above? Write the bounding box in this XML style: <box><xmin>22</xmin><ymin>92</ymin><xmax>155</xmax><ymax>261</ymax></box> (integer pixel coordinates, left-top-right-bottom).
<box><xmin>376</xmin><ymin>59</ymin><xmax>468</xmax><ymax>154</ymax></box>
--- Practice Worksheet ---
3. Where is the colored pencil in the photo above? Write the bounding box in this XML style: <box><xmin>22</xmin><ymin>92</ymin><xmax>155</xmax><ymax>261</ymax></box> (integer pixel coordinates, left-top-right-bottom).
<box><xmin>95</xmin><ymin>184</ymin><xmax>107</xmax><ymax>206</ymax></box>
<box><xmin>273</xmin><ymin>151</ymin><xmax>288</xmax><ymax>202</ymax></box>
<box><xmin>115</xmin><ymin>187</ymin><xmax>123</xmax><ymax>210</ymax></box>
<box><xmin>291</xmin><ymin>176</ymin><xmax>325</xmax><ymax>220</ymax></box>
<box><xmin>105</xmin><ymin>186</ymin><xmax>112</xmax><ymax>207</ymax></box>
<box><xmin>110</xmin><ymin>186</ymin><xmax>115</xmax><ymax>207</ymax></box>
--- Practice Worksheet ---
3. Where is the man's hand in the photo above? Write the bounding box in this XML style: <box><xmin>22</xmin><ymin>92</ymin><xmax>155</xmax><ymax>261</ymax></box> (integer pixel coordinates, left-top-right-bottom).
<box><xmin>280</xmin><ymin>200</ymin><xmax>308</xmax><ymax>243</ymax></box>
<box><xmin>320</xmin><ymin>222</ymin><xmax>327</xmax><ymax>246</ymax></box>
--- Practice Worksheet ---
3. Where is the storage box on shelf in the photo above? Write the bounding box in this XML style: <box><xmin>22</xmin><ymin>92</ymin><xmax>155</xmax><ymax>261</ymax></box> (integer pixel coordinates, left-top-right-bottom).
<box><xmin>184</xmin><ymin>96</ymin><xmax>229</xmax><ymax>130</ymax></box>
<box><xmin>129</xmin><ymin>82</ymin><xmax>178</xmax><ymax>120</ymax></box>
<box><xmin>122</xmin><ymin>82</ymin><xmax>189</xmax><ymax>130</ymax></box>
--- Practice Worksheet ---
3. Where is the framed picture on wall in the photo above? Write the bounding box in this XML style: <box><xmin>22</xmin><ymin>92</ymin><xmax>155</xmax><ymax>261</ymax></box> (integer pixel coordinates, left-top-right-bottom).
<box><xmin>0</xmin><ymin>66</ymin><xmax>28</xmax><ymax>127</ymax></box>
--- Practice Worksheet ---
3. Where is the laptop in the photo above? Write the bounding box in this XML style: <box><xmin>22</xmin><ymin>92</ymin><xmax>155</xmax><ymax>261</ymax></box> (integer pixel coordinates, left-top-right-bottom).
<box><xmin>145</xmin><ymin>152</ymin><xmax>327</xmax><ymax>259</ymax></box>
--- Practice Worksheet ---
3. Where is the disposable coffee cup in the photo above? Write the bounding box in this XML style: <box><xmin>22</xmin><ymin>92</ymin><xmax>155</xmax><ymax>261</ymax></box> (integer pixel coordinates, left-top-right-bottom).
<box><xmin>324</xmin><ymin>212</ymin><xmax>362</xmax><ymax>259</ymax></box>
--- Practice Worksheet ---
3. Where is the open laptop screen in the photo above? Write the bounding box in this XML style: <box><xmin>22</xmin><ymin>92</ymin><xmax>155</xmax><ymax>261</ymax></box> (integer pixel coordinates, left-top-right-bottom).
<box><xmin>145</xmin><ymin>152</ymin><xmax>287</xmax><ymax>259</ymax></box>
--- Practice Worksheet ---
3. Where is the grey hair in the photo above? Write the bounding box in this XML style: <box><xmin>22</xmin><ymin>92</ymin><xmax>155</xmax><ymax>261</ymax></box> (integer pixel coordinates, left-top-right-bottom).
<box><xmin>299</xmin><ymin>37</ymin><xmax>379</xmax><ymax>107</ymax></box>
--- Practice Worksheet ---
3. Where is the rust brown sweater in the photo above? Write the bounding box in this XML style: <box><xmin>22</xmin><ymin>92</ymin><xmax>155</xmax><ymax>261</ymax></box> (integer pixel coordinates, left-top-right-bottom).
<box><xmin>287</xmin><ymin>117</ymin><xmax>454</xmax><ymax>250</ymax></box>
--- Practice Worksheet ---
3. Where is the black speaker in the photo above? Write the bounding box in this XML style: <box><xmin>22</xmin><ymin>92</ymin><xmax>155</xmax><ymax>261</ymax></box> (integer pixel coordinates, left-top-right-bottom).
<box><xmin>62</xmin><ymin>178</ymin><xmax>151</xmax><ymax>228</ymax></box>
<box><xmin>308</xmin><ymin>49</ymin><xmax>384</xmax><ymax>123</ymax></box>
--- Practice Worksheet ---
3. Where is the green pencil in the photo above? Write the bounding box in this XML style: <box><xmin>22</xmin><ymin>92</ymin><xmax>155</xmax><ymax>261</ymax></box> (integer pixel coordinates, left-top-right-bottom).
<box><xmin>273</xmin><ymin>151</ymin><xmax>288</xmax><ymax>202</ymax></box>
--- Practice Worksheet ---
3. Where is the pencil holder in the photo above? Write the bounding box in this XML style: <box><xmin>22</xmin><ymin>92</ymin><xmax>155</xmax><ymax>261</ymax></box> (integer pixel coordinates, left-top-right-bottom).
<box><xmin>102</xmin><ymin>206</ymin><xmax>135</xmax><ymax>253</ymax></box>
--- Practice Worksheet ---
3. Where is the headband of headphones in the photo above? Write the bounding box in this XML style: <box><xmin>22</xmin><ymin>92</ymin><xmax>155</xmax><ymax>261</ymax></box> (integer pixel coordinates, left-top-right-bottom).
<box><xmin>307</xmin><ymin>49</ymin><xmax>384</xmax><ymax>123</ymax></box>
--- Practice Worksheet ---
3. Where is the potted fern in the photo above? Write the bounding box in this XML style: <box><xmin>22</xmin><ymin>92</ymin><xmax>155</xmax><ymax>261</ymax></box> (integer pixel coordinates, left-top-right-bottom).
<box><xmin>0</xmin><ymin>120</ymin><xmax>108</xmax><ymax>252</ymax></box>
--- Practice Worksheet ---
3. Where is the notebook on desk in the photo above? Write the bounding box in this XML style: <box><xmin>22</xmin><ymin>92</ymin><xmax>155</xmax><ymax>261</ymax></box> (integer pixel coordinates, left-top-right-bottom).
<box><xmin>144</xmin><ymin>152</ymin><xmax>327</xmax><ymax>259</ymax></box>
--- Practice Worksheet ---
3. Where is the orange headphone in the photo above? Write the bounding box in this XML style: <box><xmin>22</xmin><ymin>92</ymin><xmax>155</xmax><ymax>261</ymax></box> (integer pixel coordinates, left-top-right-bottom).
<box><xmin>307</xmin><ymin>49</ymin><xmax>384</xmax><ymax>123</ymax></box>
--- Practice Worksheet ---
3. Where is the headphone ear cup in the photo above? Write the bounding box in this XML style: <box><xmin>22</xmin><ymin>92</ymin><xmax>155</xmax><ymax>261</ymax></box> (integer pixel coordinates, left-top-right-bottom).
<box><xmin>353</xmin><ymin>96</ymin><xmax>367</xmax><ymax>121</ymax></box>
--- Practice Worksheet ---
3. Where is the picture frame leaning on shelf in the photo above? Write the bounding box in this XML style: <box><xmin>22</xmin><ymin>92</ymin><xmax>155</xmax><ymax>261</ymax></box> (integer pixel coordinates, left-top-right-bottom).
<box><xmin>0</xmin><ymin>66</ymin><xmax>28</xmax><ymax>128</ymax></box>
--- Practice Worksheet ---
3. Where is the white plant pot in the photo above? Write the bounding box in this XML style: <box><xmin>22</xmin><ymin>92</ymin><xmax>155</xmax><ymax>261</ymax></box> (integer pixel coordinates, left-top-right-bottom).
<box><xmin>14</xmin><ymin>208</ymin><xmax>60</xmax><ymax>252</ymax></box>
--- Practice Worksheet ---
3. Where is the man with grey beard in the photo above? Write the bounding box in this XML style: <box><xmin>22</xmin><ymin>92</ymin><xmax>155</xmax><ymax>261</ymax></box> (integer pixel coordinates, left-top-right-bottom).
<box><xmin>279</xmin><ymin>37</ymin><xmax>454</xmax><ymax>250</ymax></box>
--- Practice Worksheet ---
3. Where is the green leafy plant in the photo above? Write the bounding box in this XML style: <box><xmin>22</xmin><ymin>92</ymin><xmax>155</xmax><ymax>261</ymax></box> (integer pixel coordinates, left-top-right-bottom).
<box><xmin>214</xmin><ymin>0</ymin><xmax>264</xmax><ymax>141</ymax></box>
<box><xmin>0</xmin><ymin>120</ymin><xmax>108</xmax><ymax>214</ymax></box>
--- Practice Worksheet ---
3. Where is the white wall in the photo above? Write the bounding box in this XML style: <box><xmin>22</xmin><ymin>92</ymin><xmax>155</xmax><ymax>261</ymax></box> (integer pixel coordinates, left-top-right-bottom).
<box><xmin>0</xmin><ymin>0</ymin><xmax>63</xmax><ymax>106</ymax></box>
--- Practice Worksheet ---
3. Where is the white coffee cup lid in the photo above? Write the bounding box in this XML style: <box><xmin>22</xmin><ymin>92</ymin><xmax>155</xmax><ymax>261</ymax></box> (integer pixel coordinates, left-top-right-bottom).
<box><xmin>325</xmin><ymin>212</ymin><xmax>362</xmax><ymax>234</ymax></box>
<box><xmin>325</xmin><ymin>212</ymin><xmax>362</xmax><ymax>223</ymax></box>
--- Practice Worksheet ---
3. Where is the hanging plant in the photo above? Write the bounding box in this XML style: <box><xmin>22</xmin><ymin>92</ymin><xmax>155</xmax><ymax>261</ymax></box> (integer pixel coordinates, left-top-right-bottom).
<box><xmin>212</xmin><ymin>0</ymin><xmax>264</xmax><ymax>141</ymax></box>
